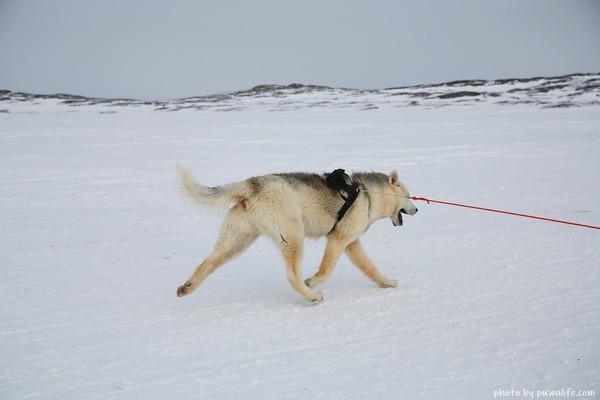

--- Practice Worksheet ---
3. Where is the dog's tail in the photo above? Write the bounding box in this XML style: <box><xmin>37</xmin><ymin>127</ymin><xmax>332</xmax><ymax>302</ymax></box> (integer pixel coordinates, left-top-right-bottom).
<box><xmin>177</xmin><ymin>163</ymin><xmax>247</xmax><ymax>211</ymax></box>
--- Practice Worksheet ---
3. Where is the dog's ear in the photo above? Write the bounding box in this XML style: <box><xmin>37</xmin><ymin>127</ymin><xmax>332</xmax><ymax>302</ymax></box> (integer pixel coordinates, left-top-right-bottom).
<box><xmin>389</xmin><ymin>169</ymin><xmax>399</xmax><ymax>185</ymax></box>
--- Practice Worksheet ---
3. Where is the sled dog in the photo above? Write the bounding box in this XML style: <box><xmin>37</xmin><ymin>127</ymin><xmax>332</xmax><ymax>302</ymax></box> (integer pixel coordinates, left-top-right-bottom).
<box><xmin>176</xmin><ymin>164</ymin><xmax>417</xmax><ymax>302</ymax></box>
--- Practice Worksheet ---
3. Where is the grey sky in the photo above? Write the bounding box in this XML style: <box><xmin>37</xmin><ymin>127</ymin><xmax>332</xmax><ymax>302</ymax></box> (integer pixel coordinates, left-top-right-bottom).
<box><xmin>1</xmin><ymin>0</ymin><xmax>599</xmax><ymax>100</ymax></box>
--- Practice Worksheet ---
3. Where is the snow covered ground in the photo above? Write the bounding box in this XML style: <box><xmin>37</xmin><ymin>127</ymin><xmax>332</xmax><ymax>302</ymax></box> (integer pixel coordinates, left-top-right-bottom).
<box><xmin>1</xmin><ymin>82</ymin><xmax>599</xmax><ymax>399</ymax></box>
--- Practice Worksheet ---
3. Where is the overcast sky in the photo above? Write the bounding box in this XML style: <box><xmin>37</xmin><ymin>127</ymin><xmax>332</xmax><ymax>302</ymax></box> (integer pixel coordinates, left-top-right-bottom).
<box><xmin>1</xmin><ymin>0</ymin><xmax>599</xmax><ymax>100</ymax></box>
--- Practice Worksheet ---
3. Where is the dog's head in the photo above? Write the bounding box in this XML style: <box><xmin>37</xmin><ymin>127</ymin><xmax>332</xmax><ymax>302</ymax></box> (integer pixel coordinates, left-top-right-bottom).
<box><xmin>387</xmin><ymin>170</ymin><xmax>418</xmax><ymax>226</ymax></box>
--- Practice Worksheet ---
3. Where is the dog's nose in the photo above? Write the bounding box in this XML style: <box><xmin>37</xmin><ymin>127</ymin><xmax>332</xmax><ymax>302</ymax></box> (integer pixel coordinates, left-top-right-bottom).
<box><xmin>415</xmin><ymin>208</ymin><xmax>418</xmax><ymax>214</ymax></box>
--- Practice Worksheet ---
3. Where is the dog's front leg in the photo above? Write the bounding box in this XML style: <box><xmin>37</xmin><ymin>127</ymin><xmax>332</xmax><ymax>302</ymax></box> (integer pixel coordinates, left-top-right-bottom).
<box><xmin>304</xmin><ymin>234</ymin><xmax>349</xmax><ymax>289</ymax></box>
<box><xmin>345</xmin><ymin>239</ymin><xmax>397</xmax><ymax>288</ymax></box>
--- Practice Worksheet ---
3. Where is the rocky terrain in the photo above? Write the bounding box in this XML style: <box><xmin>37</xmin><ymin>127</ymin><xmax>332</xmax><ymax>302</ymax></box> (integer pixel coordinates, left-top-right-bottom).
<box><xmin>1</xmin><ymin>72</ymin><xmax>599</xmax><ymax>113</ymax></box>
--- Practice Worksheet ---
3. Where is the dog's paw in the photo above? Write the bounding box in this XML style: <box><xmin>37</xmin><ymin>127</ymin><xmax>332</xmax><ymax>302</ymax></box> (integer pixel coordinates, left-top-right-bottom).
<box><xmin>176</xmin><ymin>281</ymin><xmax>193</xmax><ymax>297</ymax></box>
<box><xmin>379</xmin><ymin>279</ymin><xmax>397</xmax><ymax>288</ymax></box>
<box><xmin>310</xmin><ymin>292</ymin><xmax>324</xmax><ymax>303</ymax></box>
<box><xmin>304</xmin><ymin>277</ymin><xmax>314</xmax><ymax>288</ymax></box>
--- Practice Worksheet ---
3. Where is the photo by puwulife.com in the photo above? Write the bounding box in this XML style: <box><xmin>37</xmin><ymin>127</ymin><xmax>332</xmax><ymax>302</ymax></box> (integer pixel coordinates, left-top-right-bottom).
<box><xmin>493</xmin><ymin>388</ymin><xmax>596</xmax><ymax>399</ymax></box>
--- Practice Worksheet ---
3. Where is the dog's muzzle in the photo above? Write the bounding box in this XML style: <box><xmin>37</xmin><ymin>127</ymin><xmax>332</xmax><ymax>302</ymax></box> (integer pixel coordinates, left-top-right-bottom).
<box><xmin>393</xmin><ymin>207</ymin><xmax>418</xmax><ymax>226</ymax></box>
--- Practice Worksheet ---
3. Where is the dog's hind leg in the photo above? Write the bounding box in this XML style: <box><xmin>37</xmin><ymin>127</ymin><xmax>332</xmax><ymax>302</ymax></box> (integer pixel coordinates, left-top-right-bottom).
<box><xmin>280</xmin><ymin>237</ymin><xmax>324</xmax><ymax>303</ymax></box>
<box><xmin>304</xmin><ymin>232</ymin><xmax>349</xmax><ymax>289</ymax></box>
<box><xmin>272</xmin><ymin>220</ymin><xmax>323</xmax><ymax>303</ymax></box>
<box><xmin>177</xmin><ymin>208</ymin><xmax>257</xmax><ymax>298</ymax></box>
<box><xmin>345</xmin><ymin>239</ymin><xmax>397</xmax><ymax>288</ymax></box>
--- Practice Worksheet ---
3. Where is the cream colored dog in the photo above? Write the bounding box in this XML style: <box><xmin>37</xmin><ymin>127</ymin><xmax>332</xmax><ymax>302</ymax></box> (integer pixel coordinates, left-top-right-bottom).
<box><xmin>176</xmin><ymin>164</ymin><xmax>417</xmax><ymax>302</ymax></box>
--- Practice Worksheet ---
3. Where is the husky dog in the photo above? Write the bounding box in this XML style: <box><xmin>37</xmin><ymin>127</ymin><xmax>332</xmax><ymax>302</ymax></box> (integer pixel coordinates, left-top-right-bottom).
<box><xmin>176</xmin><ymin>164</ymin><xmax>417</xmax><ymax>302</ymax></box>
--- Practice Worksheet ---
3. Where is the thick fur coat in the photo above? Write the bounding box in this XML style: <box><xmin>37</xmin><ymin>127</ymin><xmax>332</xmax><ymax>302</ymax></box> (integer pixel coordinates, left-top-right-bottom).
<box><xmin>176</xmin><ymin>164</ymin><xmax>417</xmax><ymax>302</ymax></box>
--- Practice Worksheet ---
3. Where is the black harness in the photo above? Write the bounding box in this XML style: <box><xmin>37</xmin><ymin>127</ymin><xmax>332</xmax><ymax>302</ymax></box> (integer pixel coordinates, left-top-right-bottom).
<box><xmin>326</xmin><ymin>169</ymin><xmax>360</xmax><ymax>234</ymax></box>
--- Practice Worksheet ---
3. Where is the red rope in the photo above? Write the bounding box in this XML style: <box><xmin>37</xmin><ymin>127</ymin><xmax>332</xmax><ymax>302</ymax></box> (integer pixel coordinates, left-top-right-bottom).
<box><xmin>410</xmin><ymin>196</ymin><xmax>600</xmax><ymax>230</ymax></box>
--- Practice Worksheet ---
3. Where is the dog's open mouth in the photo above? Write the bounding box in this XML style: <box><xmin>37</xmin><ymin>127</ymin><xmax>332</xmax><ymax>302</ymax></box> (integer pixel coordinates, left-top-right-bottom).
<box><xmin>392</xmin><ymin>210</ymin><xmax>404</xmax><ymax>226</ymax></box>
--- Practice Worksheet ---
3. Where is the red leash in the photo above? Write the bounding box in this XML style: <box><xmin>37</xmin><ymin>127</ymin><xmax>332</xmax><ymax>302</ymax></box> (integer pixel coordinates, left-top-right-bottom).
<box><xmin>410</xmin><ymin>196</ymin><xmax>600</xmax><ymax>230</ymax></box>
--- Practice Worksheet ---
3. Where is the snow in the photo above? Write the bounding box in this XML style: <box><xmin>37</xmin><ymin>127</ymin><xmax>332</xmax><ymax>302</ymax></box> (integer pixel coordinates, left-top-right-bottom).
<box><xmin>1</xmin><ymin>95</ymin><xmax>599</xmax><ymax>399</ymax></box>
<box><xmin>2</xmin><ymin>72</ymin><xmax>599</xmax><ymax>112</ymax></box>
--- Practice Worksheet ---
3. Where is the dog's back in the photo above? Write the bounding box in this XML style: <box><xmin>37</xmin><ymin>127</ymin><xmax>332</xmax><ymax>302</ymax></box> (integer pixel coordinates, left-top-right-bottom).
<box><xmin>178</xmin><ymin>165</ymin><xmax>343</xmax><ymax>236</ymax></box>
<box><xmin>273</xmin><ymin>172</ymin><xmax>343</xmax><ymax>236</ymax></box>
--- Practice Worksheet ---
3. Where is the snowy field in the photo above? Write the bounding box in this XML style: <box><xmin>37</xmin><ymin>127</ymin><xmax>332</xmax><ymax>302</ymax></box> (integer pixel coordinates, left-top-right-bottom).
<box><xmin>1</xmin><ymin>92</ymin><xmax>599</xmax><ymax>399</ymax></box>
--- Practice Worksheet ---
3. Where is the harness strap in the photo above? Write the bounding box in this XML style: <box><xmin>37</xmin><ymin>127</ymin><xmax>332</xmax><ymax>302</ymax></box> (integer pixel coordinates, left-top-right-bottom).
<box><xmin>326</xmin><ymin>169</ymin><xmax>360</xmax><ymax>234</ymax></box>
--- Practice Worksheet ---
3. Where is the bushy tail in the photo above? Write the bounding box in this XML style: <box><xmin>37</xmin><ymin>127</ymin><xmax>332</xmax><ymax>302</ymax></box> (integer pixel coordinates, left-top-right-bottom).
<box><xmin>177</xmin><ymin>163</ymin><xmax>246</xmax><ymax>211</ymax></box>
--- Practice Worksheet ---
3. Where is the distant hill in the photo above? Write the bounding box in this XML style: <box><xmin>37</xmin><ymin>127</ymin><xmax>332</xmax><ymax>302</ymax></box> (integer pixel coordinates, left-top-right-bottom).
<box><xmin>1</xmin><ymin>72</ymin><xmax>599</xmax><ymax>113</ymax></box>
